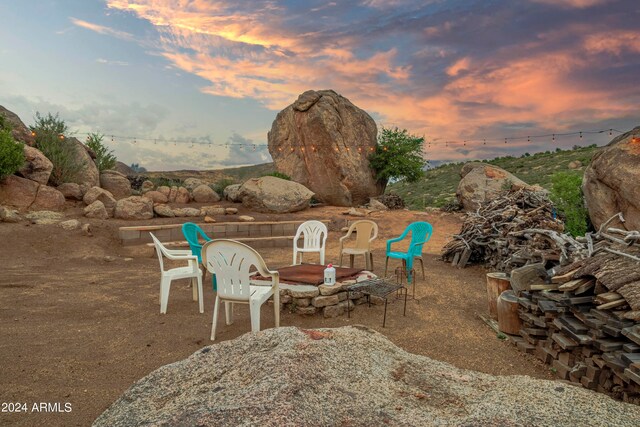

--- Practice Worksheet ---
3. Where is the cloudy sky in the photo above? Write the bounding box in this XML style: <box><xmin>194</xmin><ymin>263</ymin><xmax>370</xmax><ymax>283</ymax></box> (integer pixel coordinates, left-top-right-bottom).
<box><xmin>1</xmin><ymin>0</ymin><xmax>638</xmax><ymax>170</ymax></box>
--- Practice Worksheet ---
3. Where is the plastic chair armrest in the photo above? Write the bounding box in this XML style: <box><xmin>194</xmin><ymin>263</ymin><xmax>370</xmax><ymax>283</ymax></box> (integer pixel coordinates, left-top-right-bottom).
<box><xmin>165</xmin><ymin>252</ymin><xmax>198</xmax><ymax>261</ymax></box>
<box><xmin>386</xmin><ymin>236</ymin><xmax>403</xmax><ymax>252</ymax></box>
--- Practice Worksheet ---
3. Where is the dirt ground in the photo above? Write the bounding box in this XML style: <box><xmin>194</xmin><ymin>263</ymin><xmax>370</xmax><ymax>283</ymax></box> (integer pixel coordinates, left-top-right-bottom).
<box><xmin>0</xmin><ymin>202</ymin><xmax>553</xmax><ymax>426</ymax></box>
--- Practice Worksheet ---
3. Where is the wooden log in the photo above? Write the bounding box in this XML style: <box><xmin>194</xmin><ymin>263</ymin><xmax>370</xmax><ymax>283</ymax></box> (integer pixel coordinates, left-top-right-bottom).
<box><xmin>510</xmin><ymin>263</ymin><xmax>547</xmax><ymax>293</ymax></box>
<box><xmin>497</xmin><ymin>290</ymin><xmax>522</xmax><ymax>335</ymax></box>
<box><xmin>486</xmin><ymin>272</ymin><xmax>511</xmax><ymax>319</ymax></box>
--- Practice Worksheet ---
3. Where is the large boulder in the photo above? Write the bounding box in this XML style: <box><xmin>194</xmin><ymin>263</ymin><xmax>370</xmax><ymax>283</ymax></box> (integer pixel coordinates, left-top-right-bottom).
<box><xmin>456</xmin><ymin>163</ymin><xmax>532</xmax><ymax>211</ymax></box>
<box><xmin>239</xmin><ymin>176</ymin><xmax>314</xmax><ymax>213</ymax></box>
<box><xmin>0</xmin><ymin>175</ymin><xmax>39</xmax><ymax>210</ymax></box>
<box><xmin>192</xmin><ymin>184</ymin><xmax>220</xmax><ymax>203</ymax></box>
<box><xmin>84</xmin><ymin>201</ymin><xmax>109</xmax><ymax>219</ymax></box>
<box><xmin>113</xmin><ymin>161</ymin><xmax>136</xmax><ymax>176</ymax></box>
<box><xmin>142</xmin><ymin>190</ymin><xmax>168</xmax><ymax>204</ymax></box>
<box><xmin>18</xmin><ymin>146</ymin><xmax>52</xmax><ymax>185</ymax></box>
<box><xmin>114</xmin><ymin>196</ymin><xmax>153</xmax><ymax>220</ymax></box>
<box><xmin>583</xmin><ymin>127</ymin><xmax>640</xmax><ymax>231</ymax></box>
<box><xmin>83</xmin><ymin>187</ymin><xmax>117</xmax><ymax>217</ymax></box>
<box><xmin>31</xmin><ymin>185</ymin><xmax>65</xmax><ymax>211</ymax></box>
<box><xmin>183</xmin><ymin>177</ymin><xmax>207</xmax><ymax>192</ymax></box>
<box><xmin>57</xmin><ymin>182</ymin><xmax>83</xmax><ymax>200</ymax></box>
<box><xmin>94</xmin><ymin>326</ymin><xmax>640</xmax><ymax>426</ymax></box>
<box><xmin>100</xmin><ymin>170</ymin><xmax>132</xmax><ymax>200</ymax></box>
<box><xmin>223</xmin><ymin>183</ymin><xmax>242</xmax><ymax>202</ymax></box>
<box><xmin>175</xmin><ymin>187</ymin><xmax>191</xmax><ymax>204</ymax></box>
<box><xmin>66</xmin><ymin>137</ymin><xmax>100</xmax><ymax>189</ymax></box>
<box><xmin>0</xmin><ymin>105</ymin><xmax>35</xmax><ymax>146</ymax></box>
<box><xmin>268</xmin><ymin>90</ymin><xmax>379</xmax><ymax>206</ymax></box>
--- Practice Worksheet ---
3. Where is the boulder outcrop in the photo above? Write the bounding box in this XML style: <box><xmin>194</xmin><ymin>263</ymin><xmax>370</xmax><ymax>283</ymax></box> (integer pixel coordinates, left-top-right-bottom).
<box><xmin>18</xmin><ymin>146</ymin><xmax>52</xmax><ymax>185</ymax></box>
<box><xmin>456</xmin><ymin>163</ymin><xmax>532</xmax><ymax>211</ymax></box>
<box><xmin>583</xmin><ymin>127</ymin><xmax>640</xmax><ymax>231</ymax></box>
<box><xmin>66</xmin><ymin>137</ymin><xmax>100</xmax><ymax>189</ymax></box>
<box><xmin>238</xmin><ymin>176</ymin><xmax>314</xmax><ymax>213</ymax></box>
<box><xmin>95</xmin><ymin>326</ymin><xmax>640</xmax><ymax>427</ymax></box>
<box><xmin>84</xmin><ymin>201</ymin><xmax>109</xmax><ymax>219</ymax></box>
<box><xmin>0</xmin><ymin>105</ymin><xmax>35</xmax><ymax>146</ymax></box>
<box><xmin>0</xmin><ymin>175</ymin><xmax>64</xmax><ymax>211</ymax></box>
<box><xmin>57</xmin><ymin>182</ymin><xmax>83</xmax><ymax>200</ymax></box>
<box><xmin>267</xmin><ymin>90</ymin><xmax>379</xmax><ymax>206</ymax></box>
<box><xmin>114</xmin><ymin>196</ymin><xmax>153</xmax><ymax>220</ymax></box>
<box><xmin>99</xmin><ymin>170</ymin><xmax>132</xmax><ymax>200</ymax></box>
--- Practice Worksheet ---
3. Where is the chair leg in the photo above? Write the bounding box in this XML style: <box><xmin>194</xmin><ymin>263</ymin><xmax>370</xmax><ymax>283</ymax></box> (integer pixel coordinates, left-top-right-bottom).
<box><xmin>339</xmin><ymin>252</ymin><xmax>344</xmax><ymax>267</ymax></box>
<box><xmin>419</xmin><ymin>257</ymin><xmax>425</xmax><ymax>279</ymax></box>
<box><xmin>191</xmin><ymin>277</ymin><xmax>198</xmax><ymax>302</ymax></box>
<box><xmin>160</xmin><ymin>277</ymin><xmax>171</xmax><ymax>314</ymax></box>
<box><xmin>211</xmin><ymin>296</ymin><xmax>220</xmax><ymax>341</ymax></box>
<box><xmin>384</xmin><ymin>256</ymin><xmax>389</xmax><ymax>277</ymax></box>
<box><xmin>249</xmin><ymin>301</ymin><xmax>260</xmax><ymax>333</ymax></box>
<box><xmin>349</xmin><ymin>254</ymin><xmax>354</xmax><ymax>268</ymax></box>
<box><xmin>320</xmin><ymin>249</ymin><xmax>325</xmax><ymax>266</ymax></box>
<box><xmin>274</xmin><ymin>291</ymin><xmax>280</xmax><ymax>328</ymax></box>
<box><xmin>293</xmin><ymin>250</ymin><xmax>297</xmax><ymax>266</ymax></box>
<box><xmin>197</xmin><ymin>275</ymin><xmax>204</xmax><ymax>314</ymax></box>
<box><xmin>369</xmin><ymin>252</ymin><xmax>374</xmax><ymax>271</ymax></box>
<box><xmin>225</xmin><ymin>301</ymin><xmax>233</xmax><ymax>325</ymax></box>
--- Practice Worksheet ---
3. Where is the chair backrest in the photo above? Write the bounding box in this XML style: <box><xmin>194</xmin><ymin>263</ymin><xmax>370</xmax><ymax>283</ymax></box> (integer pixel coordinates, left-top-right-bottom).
<box><xmin>202</xmin><ymin>239</ymin><xmax>272</xmax><ymax>301</ymax></box>
<box><xmin>150</xmin><ymin>233</ymin><xmax>169</xmax><ymax>272</ymax></box>
<box><xmin>349</xmin><ymin>220</ymin><xmax>378</xmax><ymax>249</ymax></box>
<box><xmin>406</xmin><ymin>222</ymin><xmax>433</xmax><ymax>256</ymax></box>
<box><xmin>182</xmin><ymin>222</ymin><xmax>211</xmax><ymax>261</ymax></box>
<box><xmin>294</xmin><ymin>220</ymin><xmax>328</xmax><ymax>250</ymax></box>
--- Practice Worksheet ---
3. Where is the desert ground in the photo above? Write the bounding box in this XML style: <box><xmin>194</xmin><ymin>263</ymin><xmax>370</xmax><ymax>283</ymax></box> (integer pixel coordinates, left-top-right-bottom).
<box><xmin>0</xmin><ymin>202</ymin><xmax>553</xmax><ymax>426</ymax></box>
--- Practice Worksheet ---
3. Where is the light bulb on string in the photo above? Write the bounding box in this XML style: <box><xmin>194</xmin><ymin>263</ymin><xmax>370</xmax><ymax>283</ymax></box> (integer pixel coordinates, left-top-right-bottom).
<box><xmin>579</xmin><ymin>132</ymin><xmax>583</xmax><ymax>140</ymax></box>
<box><xmin>504</xmin><ymin>138</ymin><xmax>507</xmax><ymax>144</ymax></box>
<box><xmin>609</xmin><ymin>129</ymin><xmax>612</xmax><ymax>136</ymax></box>
<box><xmin>527</xmin><ymin>136</ymin><xmax>530</xmax><ymax>143</ymax></box>
<box><xmin>552</xmin><ymin>134</ymin><xmax>555</xmax><ymax>142</ymax></box>
<box><xmin>31</xmin><ymin>131</ymin><xmax>36</xmax><ymax>137</ymax></box>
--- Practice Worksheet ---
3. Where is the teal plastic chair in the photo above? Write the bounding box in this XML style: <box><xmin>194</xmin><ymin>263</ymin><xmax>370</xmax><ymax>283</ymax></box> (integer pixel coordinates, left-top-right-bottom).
<box><xmin>182</xmin><ymin>222</ymin><xmax>216</xmax><ymax>290</ymax></box>
<box><xmin>384</xmin><ymin>222</ymin><xmax>433</xmax><ymax>281</ymax></box>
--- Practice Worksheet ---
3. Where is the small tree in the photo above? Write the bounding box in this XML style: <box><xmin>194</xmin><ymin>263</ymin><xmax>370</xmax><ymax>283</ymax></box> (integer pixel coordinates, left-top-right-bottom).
<box><xmin>369</xmin><ymin>127</ymin><xmax>426</xmax><ymax>192</ymax></box>
<box><xmin>30</xmin><ymin>112</ymin><xmax>83</xmax><ymax>185</ymax></box>
<box><xmin>550</xmin><ymin>172</ymin><xmax>588</xmax><ymax>237</ymax></box>
<box><xmin>0</xmin><ymin>129</ymin><xmax>25</xmax><ymax>180</ymax></box>
<box><xmin>86</xmin><ymin>133</ymin><xmax>116</xmax><ymax>172</ymax></box>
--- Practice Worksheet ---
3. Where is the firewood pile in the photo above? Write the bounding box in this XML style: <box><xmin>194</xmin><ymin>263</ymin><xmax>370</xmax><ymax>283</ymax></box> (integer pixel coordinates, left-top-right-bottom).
<box><xmin>441</xmin><ymin>188</ymin><xmax>570</xmax><ymax>271</ymax></box>
<box><xmin>375</xmin><ymin>193</ymin><xmax>405</xmax><ymax>210</ymax></box>
<box><xmin>507</xmin><ymin>213</ymin><xmax>640</xmax><ymax>403</ymax></box>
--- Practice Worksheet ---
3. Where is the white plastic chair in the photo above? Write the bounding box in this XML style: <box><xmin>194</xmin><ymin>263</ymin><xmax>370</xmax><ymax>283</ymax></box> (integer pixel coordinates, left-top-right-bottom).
<box><xmin>202</xmin><ymin>239</ymin><xmax>280</xmax><ymax>341</ymax></box>
<box><xmin>293</xmin><ymin>220</ymin><xmax>328</xmax><ymax>265</ymax></box>
<box><xmin>150</xmin><ymin>233</ymin><xmax>204</xmax><ymax>314</ymax></box>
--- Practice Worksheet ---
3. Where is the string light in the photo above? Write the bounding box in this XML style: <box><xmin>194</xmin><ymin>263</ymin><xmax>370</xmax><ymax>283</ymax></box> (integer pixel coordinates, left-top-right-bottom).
<box><xmin>552</xmin><ymin>134</ymin><xmax>555</xmax><ymax>142</ymax></box>
<box><xmin>579</xmin><ymin>132</ymin><xmax>582</xmax><ymax>139</ymax></box>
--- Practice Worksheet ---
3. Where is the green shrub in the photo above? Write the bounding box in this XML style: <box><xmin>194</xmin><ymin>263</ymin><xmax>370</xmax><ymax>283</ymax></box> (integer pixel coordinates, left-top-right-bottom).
<box><xmin>550</xmin><ymin>172</ymin><xmax>588</xmax><ymax>237</ymax></box>
<box><xmin>263</xmin><ymin>171</ymin><xmax>291</xmax><ymax>180</ymax></box>
<box><xmin>149</xmin><ymin>177</ymin><xmax>184</xmax><ymax>188</ymax></box>
<box><xmin>211</xmin><ymin>178</ymin><xmax>235</xmax><ymax>194</ymax></box>
<box><xmin>0</xmin><ymin>129</ymin><xmax>25</xmax><ymax>180</ymax></box>
<box><xmin>30</xmin><ymin>112</ymin><xmax>83</xmax><ymax>185</ymax></box>
<box><xmin>369</xmin><ymin>127</ymin><xmax>426</xmax><ymax>192</ymax></box>
<box><xmin>86</xmin><ymin>133</ymin><xmax>116</xmax><ymax>172</ymax></box>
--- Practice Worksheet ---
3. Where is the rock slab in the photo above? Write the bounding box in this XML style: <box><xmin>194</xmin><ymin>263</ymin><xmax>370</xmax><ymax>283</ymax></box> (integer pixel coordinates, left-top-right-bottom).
<box><xmin>100</xmin><ymin>170</ymin><xmax>132</xmax><ymax>200</ymax></box>
<box><xmin>268</xmin><ymin>90</ymin><xmax>380</xmax><ymax>206</ymax></box>
<box><xmin>95</xmin><ymin>326</ymin><xmax>640</xmax><ymax>427</ymax></box>
<box><xmin>583</xmin><ymin>127</ymin><xmax>640</xmax><ymax>231</ymax></box>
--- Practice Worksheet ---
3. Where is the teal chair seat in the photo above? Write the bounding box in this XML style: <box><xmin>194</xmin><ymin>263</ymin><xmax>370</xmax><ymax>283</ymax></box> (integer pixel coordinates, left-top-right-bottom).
<box><xmin>182</xmin><ymin>222</ymin><xmax>217</xmax><ymax>290</ymax></box>
<box><xmin>385</xmin><ymin>221</ymin><xmax>433</xmax><ymax>283</ymax></box>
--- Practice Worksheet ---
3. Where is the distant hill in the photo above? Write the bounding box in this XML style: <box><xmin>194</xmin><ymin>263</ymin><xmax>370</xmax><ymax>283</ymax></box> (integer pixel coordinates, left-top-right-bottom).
<box><xmin>145</xmin><ymin>163</ymin><xmax>275</xmax><ymax>185</ymax></box>
<box><xmin>388</xmin><ymin>145</ymin><xmax>599</xmax><ymax>210</ymax></box>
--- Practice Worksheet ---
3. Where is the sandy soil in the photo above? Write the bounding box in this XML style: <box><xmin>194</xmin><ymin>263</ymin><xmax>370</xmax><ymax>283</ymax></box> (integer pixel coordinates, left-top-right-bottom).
<box><xmin>0</xmin><ymin>202</ymin><xmax>553</xmax><ymax>426</ymax></box>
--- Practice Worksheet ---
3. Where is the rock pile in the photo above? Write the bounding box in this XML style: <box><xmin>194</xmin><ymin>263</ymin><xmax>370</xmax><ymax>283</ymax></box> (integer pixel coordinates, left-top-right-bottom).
<box><xmin>94</xmin><ymin>326</ymin><xmax>640</xmax><ymax>426</ymax></box>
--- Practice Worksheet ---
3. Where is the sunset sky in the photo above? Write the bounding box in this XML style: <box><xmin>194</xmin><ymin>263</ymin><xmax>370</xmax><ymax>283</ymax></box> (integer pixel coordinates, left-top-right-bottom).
<box><xmin>1</xmin><ymin>0</ymin><xmax>639</xmax><ymax>170</ymax></box>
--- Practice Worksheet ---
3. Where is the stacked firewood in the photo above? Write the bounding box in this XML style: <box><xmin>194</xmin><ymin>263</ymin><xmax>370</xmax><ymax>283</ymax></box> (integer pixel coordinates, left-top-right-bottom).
<box><xmin>441</xmin><ymin>189</ymin><xmax>571</xmax><ymax>271</ymax></box>
<box><xmin>507</xmin><ymin>214</ymin><xmax>640</xmax><ymax>403</ymax></box>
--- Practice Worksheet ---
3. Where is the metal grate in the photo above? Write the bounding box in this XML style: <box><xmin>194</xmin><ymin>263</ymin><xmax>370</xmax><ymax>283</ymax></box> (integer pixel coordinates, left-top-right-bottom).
<box><xmin>344</xmin><ymin>277</ymin><xmax>404</xmax><ymax>298</ymax></box>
